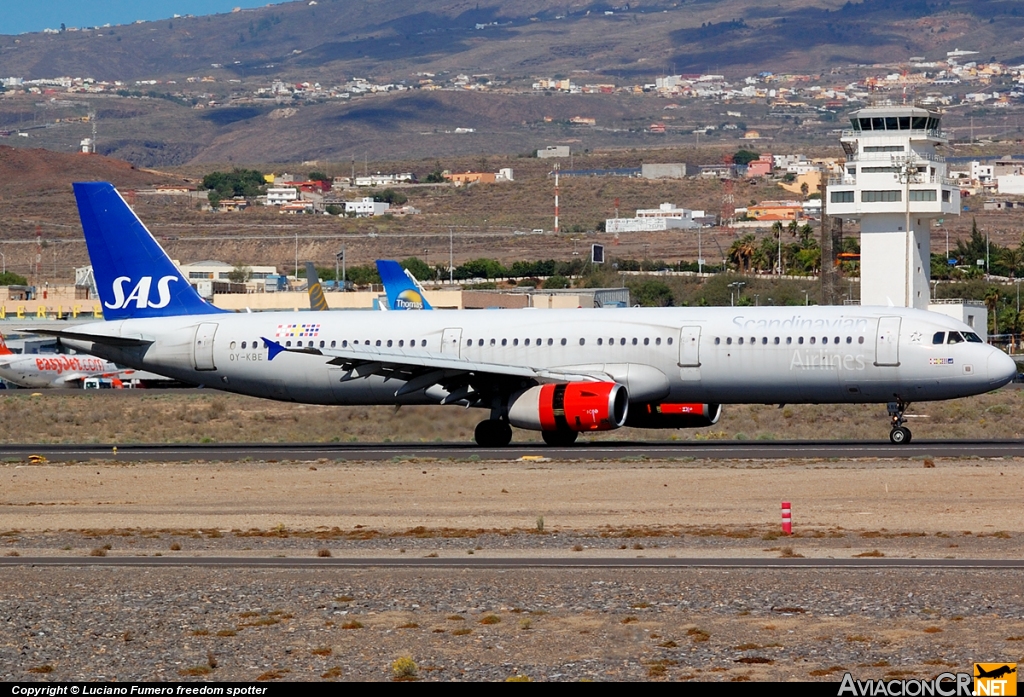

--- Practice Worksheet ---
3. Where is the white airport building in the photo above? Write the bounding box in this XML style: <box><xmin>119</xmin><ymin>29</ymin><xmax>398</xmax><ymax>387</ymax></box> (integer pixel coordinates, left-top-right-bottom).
<box><xmin>605</xmin><ymin>203</ymin><xmax>701</xmax><ymax>233</ymax></box>
<box><xmin>827</xmin><ymin>106</ymin><xmax>961</xmax><ymax>310</ymax></box>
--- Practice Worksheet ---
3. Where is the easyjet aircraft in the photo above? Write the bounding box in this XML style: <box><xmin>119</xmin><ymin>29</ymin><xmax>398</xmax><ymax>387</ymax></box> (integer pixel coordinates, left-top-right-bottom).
<box><xmin>0</xmin><ymin>333</ymin><xmax>127</xmax><ymax>388</ymax></box>
<box><xmin>35</xmin><ymin>182</ymin><xmax>1017</xmax><ymax>446</ymax></box>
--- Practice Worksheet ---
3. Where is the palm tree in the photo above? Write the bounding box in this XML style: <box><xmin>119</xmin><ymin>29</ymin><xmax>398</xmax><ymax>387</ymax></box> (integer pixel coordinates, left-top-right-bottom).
<box><xmin>1001</xmin><ymin>246</ymin><xmax>1024</xmax><ymax>279</ymax></box>
<box><xmin>984</xmin><ymin>287</ymin><xmax>1000</xmax><ymax>336</ymax></box>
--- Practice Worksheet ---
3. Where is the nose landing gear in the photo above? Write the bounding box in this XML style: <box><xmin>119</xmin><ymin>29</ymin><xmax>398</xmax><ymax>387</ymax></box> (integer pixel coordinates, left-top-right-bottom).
<box><xmin>887</xmin><ymin>400</ymin><xmax>912</xmax><ymax>444</ymax></box>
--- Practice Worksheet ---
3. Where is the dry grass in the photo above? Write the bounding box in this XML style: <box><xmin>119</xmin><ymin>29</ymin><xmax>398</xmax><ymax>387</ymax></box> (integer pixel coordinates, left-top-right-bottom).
<box><xmin>854</xmin><ymin>550</ymin><xmax>886</xmax><ymax>558</ymax></box>
<box><xmin>479</xmin><ymin>615</ymin><xmax>501</xmax><ymax>625</ymax></box>
<box><xmin>321</xmin><ymin>666</ymin><xmax>343</xmax><ymax>679</ymax></box>
<box><xmin>2</xmin><ymin>386</ymin><xmax>1023</xmax><ymax>446</ymax></box>
<box><xmin>316</xmin><ymin>548</ymin><xmax>331</xmax><ymax>557</ymax></box>
<box><xmin>341</xmin><ymin>620</ymin><xmax>363</xmax><ymax>630</ymax></box>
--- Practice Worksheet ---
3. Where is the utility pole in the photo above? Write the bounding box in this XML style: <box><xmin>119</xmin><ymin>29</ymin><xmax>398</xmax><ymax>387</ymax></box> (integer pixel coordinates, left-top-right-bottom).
<box><xmin>553</xmin><ymin>163</ymin><xmax>560</xmax><ymax>235</ymax></box>
<box><xmin>449</xmin><ymin>226</ymin><xmax>454</xmax><ymax>285</ymax></box>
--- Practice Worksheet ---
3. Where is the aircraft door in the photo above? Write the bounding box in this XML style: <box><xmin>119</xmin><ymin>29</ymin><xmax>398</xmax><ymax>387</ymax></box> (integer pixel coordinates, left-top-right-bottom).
<box><xmin>192</xmin><ymin>322</ymin><xmax>218</xmax><ymax>371</ymax></box>
<box><xmin>875</xmin><ymin>317</ymin><xmax>901</xmax><ymax>367</ymax></box>
<box><xmin>441</xmin><ymin>328</ymin><xmax>463</xmax><ymax>357</ymax></box>
<box><xmin>678</xmin><ymin>326</ymin><xmax>701</xmax><ymax>381</ymax></box>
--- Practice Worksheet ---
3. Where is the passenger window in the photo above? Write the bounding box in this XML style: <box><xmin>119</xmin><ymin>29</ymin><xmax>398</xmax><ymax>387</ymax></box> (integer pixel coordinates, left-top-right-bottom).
<box><xmin>786</xmin><ymin>337</ymin><xmax>792</xmax><ymax>345</ymax></box>
<box><xmin>376</xmin><ymin>340</ymin><xmax>381</xmax><ymax>347</ymax></box>
<box><xmin>308</xmin><ymin>341</ymin><xmax>314</xmax><ymax>348</ymax></box>
<box><xmin>667</xmin><ymin>338</ymin><xmax>673</xmax><ymax>345</ymax></box>
<box><xmin>241</xmin><ymin>341</ymin><xmax>247</xmax><ymax>349</ymax></box>
<box><xmin>715</xmin><ymin>337</ymin><xmax>721</xmax><ymax>345</ymax></box>
<box><xmin>761</xmin><ymin>337</ymin><xmax>767</xmax><ymax>345</ymax></box>
<box><xmin>342</xmin><ymin>340</ymin><xmax>348</xmax><ymax>347</ymax></box>
<box><xmin>727</xmin><ymin>338</ymin><xmax>733</xmax><ymax>345</ymax></box>
<box><xmin>810</xmin><ymin>337</ymin><xmax>816</xmax><ymax>345</ymax></box>
<box><xmin>579</xmin><ymin>338</ymin><xmax>585</xmax><ymax>346</ymax></box>
<box><xmin>738</xmin><ymin>337</ymin><xmax>744</xmax><ymax>345</ymax></box>
<box><xmin>822</xmin><ymin>337</ymin><xmax>828</xmax><ymax>345</ymax></box>
<box><xmin>947</xmin><ymin>331</ymin><xmax>963</xmax><ymax>344</ymax></box>
<box><xmin>490</xmin><ymin>339</ymin><xmax>496</xmax><ymax>346</ymax></box>
<box><xmin>750</xmin><ymin>337</ymin><xmax>755</xmax><ymax>345</ymax></box>
<box><xmin>331</xmin><ymin>341</ymin><xmax>336</xmax><ymax>348</ymax></box>
<box><xmin>846</xmin><ymin>337</ymin><xmax>852</xmax><ymax>344</ymax></box>
<box><xmin>547</xmin><ymin>338</ymin><xmax>553</xmax><ymax>346</ymax></box>
<box><xmin>620</xmin><ymin>338</ymin><xmax>626</xmax><ymax>346</ymax></box>
<box><xmin>858</xmin><ymin>336</ymin><xmax>865</xmax><ymax>344</ymax></box>
<box><xmin>561</xmin><ymin>338</ymin><xmax>567</xmax><ymax>346</ymax></box>
<box><xmin>773</xmin><ymin>337</ymin><xmax>780</xmax><ymax>345</ymax></box>
<box><xmin>597</xmin><ymin>338</ymin><xmax>603</xmax><ymax>345</ymax></box>
<box><xmin>513</xmin><ymin>339</ymin><xmax>519</xmax><ymax>346</ymax></box>
<box><xmin>502</xmin><ymin>338</ymin><xmax>507</xmax><ymax>346</ymax></box>
<box><xmin>525</xmin><ymin>339</ymin><xmax>531</xmax><ymax>346</ymax></box>
<box><xmin>398</xmin><ymin>340</ymin><xmax>404</xmax><ymax>347</ymax></box>
<box><xmin>387</xmin><ymin>340</ymin><xmax>393</xmax><ymax>347</ymax></box>
<box><xmin>230</xmin><ymin>341</ymin><xmax>237</xmax><ymax>350</ymax></box>
<box><xmin>798</xmin><ymin>337</ymin><xmax>804</xmax><ymax>345</ymax></box>
<box><xmin>656</xmin><ymin>338</ymin><xmax>661</xmax><ymax>345</ymax></box>
<box><xmin>643</xmin><ymin>338</ymin><xmax>650</xmax><ymax>346</ymax></box>
<box><xmin>632</xmin><ymin>338</ymin><xmax>638</xmax><ymax>346</ymax></box>
<box><xmin>478</xmin><ymin>339</ymin><xmax>484</xmax><ymax>347</ymax></box>
<box><xmin>285</xmin><ymin>341</ymin><xmax>292</xmax><ymax>347</ymax></box>
<box><xmin>536</xmin><ymin>338</ymin><xmax>541</xmax><ymax>345</ymax></box>
<box><xmin>320</xmin><ymin>341</ymin><xmax>325</xmax><ymax>348</ymax></box>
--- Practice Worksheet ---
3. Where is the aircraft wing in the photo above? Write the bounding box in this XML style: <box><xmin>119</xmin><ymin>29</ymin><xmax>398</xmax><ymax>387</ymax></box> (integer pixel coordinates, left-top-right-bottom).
<box><xmin>262</xmin><ymin>337</ymin><xmax>610</xmax><ymax>403</ymax></box>
<box><xmin>21</xmin><ymin>328</ymin><xmax>153</xmax><ymax>348</ymax></box>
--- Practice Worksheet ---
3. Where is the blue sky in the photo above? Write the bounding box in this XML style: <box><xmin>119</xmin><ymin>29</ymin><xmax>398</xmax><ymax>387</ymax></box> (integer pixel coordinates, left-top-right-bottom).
<box><xmin>1</xmin><ymin>1</ymin><xmax>273</xmax><ymax>35</ymax></box>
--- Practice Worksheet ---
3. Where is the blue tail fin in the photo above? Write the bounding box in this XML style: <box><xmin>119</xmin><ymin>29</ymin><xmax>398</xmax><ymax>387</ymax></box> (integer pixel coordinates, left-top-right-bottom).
<box><xmin>376</xmin><ymin>260</ymin><xmax>432</xmax><ymax>311</ymax></box>
<box><xmin>74</xmin><ymin>182</ymin><xmax>225</xmax><ymax>320</ymax></box>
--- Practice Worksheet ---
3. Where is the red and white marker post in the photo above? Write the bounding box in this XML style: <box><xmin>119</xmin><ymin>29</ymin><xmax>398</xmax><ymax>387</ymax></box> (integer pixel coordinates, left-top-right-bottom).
<box><xmin>781</xmin><ymin>501</ymin><xmax>792</xmax><ymax>535</ymax></box>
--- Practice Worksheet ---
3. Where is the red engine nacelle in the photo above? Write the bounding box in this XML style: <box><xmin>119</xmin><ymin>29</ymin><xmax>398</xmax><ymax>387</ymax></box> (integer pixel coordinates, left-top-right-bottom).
<box><xmin>508</xmin><ymin>382</ymin><xmax>629</xmax><ymax>432</ymax></box>
<box><xmin>625</xmin><ymin>402</ymin><xmax>722</xmax><ymax>429</ymax></box>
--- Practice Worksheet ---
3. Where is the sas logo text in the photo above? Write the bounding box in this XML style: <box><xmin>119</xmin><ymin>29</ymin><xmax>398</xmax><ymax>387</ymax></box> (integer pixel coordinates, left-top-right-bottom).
<box><xmin>930</xmin><ymin>357</ymin><xmax>954</xmax><ymax>365</ymax></box>
<box><xmin>106</xmin><ymin>276</ymin><xmax>178</xmax><ymax>310</ymax></box>
<box><xmin>975</xmin><ymin>664</ymin><xmax>1016</xmax><ymax>696</ymax></box>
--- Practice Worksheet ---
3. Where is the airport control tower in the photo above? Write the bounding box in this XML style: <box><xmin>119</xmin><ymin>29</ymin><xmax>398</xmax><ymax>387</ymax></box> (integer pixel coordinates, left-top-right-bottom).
<box><xmin>827</xmin><ymin>106</ymin><xmax>960</xmax><ymax>309</ymax></box>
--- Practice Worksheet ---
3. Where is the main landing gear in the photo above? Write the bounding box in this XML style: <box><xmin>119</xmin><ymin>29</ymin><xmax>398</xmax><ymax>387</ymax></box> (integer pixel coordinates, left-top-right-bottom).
<box><xmin>887</xmin><ymin>400</ymin><xmax>912</xmax><ymax>444</ymax></box>
<box><xmin>541</xmin><ymin>429</ymin><xmax>578</xmax><ymax>447</ymax></box>
<box><xmin>474</xmin><ymin>419</ymin><xmax>513</xmax><ymax>448</ymax></box>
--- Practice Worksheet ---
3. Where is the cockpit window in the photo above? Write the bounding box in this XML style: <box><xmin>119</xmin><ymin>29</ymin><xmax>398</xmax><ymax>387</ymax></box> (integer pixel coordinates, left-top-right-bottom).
<box><xmin>964</xmin><ymin>332</ymin><xmax>983</xmax><ymax>343</ymax></box>
<box><xmin>947</xmin><ymin>331</ymin><xmax>964</xmax><ymax>344</ymax></box>
<box><xmin>932</xmin><ymin>332</ymin><xmax>945</xmax><ymax>345</ymax></box>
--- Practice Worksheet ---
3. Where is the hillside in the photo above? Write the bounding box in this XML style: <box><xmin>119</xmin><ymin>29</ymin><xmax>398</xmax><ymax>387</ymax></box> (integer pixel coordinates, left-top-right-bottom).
<box><xmin>1</xmin><ymin>0</ymin><xmax>1023</xmax><ymax>82</ymax></box>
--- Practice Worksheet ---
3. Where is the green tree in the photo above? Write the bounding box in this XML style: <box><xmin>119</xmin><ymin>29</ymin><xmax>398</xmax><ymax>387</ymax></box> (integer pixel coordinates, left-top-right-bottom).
<box><xmin>628</xmin><ymin>279</ymin><xmax>674</xmax><ymax>307</ymax></box>
<box><xmin>227</xmin><ymin>264</ymin><xmax>251</xmax><ymax>284</ymax></box>
<box><xmin>543</xmin><ymin>274</ymin><xmax>570</xmax><ymax>289</ymax></box>
<box><xmin>207</xmin><ymin>190</ymin><xmax>222</xmax><ymax>208</ymax></box>
<box><xmin>308</xmin><ymin>171</ymin><xmax>328</xmax><ymax>181</ymax></box>
<box><xmin>0</xmin><ymin>271</ymin><xmax>28</xmax><ymax>286</ymax></box>
<box><xmin>399</xmin><ymin>257</ymin><xmax>432</xmax><ymax>281</ymax></box>
<box><xmin>374</xmin><ymin>189</ymin><xmax>408</xmax><ymax>206</ymax></box>
<box><xmin>732</xmin><ymin>149</ymin><xmax>760</xmax><ymax>166</ymax></box>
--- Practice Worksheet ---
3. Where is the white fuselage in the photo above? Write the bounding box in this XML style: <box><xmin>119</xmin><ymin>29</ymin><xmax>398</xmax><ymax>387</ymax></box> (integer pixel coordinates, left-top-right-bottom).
<box><xmin>0</xmin><ymin>353</ymin><xmax>120</xmax><ymax>389</ymax></box>
<box><xmin>59</xmin><ymin>305</ymin><xmax>1016</xmax><ymax>408</ymax></box>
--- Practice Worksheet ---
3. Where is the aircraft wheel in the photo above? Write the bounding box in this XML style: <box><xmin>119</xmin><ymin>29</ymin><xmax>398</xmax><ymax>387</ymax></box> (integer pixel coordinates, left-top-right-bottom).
<box><xmin>541</xmin><ymin>429</ymin><xmax>578</xmax><ymax>447</ymax></box>
<box><xmin>474</xmin><ymin>420</ymin><xmax>512</xmax><ymax>448</ymax></box>
<box><xmin>889</xmin><ymin>426</ymin><xmax>912</xmax><ymax>445</ymax></box>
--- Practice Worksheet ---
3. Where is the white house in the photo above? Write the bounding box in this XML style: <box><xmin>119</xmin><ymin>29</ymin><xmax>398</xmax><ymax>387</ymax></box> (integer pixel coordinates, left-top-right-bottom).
<box><xmin>606</xmin><ymin>203</ymin><xmax>700</xmax><ymax>232</ymax></box>
<box><xmin>345</xmin><ymin>197</ymin><xmax>390</xmax><ymax>217</ymax></box>
<box><xmin>265</xmin><ymin>187</ymin><xmax>299</xmax><ymax>205</ymax></box>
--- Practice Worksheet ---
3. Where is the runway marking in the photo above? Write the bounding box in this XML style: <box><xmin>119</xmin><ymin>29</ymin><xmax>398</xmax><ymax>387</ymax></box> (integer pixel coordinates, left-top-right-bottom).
<box><xmin>0</xmin><ymin>440</ymin><xmax>1023</xmax><ymax>462</ymax></box>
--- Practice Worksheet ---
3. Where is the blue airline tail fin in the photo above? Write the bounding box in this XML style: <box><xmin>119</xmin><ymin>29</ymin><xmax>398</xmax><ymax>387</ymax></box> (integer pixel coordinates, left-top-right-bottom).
<box><xmin>73</xmin><ymin>182</ymin><xmax>225</xmax><ymax>320</ymax></box>
<box><xmin>376</xmin><ymin>260</ymin><xmax>433</xmax><ymax>311</ymax></box>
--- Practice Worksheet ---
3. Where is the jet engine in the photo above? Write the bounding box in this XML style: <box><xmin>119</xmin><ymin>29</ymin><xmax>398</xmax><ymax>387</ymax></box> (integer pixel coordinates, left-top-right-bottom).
<box><xmin>508</xmin><ymin>382</ymin><xmax>628</xmax><ymax>432</ymax></box>
<box><xmin>625</xmin><ymin>402</ymin><xmax>722</xmax><ymax>429</ymax></box>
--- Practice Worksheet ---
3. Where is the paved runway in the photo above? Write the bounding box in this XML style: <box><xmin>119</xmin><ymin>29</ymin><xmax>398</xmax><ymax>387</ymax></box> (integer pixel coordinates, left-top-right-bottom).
<box><xmin>3</xmin><ymin>556</ymin><xmax>1024</xmax><ymax>569</ymax></box>
<box><xmin>0</xmin><ymin>439</ymin><xmax>1022</xmax><ymax>461</ymax></box>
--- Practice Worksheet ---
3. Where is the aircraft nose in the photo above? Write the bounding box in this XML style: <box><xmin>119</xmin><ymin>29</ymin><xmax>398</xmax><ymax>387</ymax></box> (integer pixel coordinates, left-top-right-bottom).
<box><xmin>987</xmin><ymin>349</ymin><xmax>1018</xmax><ymax>387</ymax></box>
